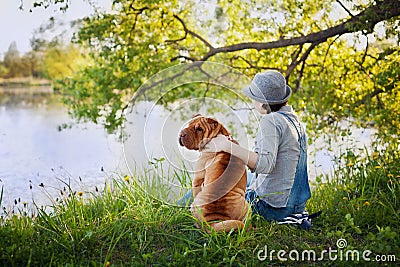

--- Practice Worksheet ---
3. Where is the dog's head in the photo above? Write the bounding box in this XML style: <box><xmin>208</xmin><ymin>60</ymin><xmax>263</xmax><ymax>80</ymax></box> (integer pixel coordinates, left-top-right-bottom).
<box><xmin>178</xmin><ymin>114</ymin><xmax>230</xmax><ymax>150</ymax></box>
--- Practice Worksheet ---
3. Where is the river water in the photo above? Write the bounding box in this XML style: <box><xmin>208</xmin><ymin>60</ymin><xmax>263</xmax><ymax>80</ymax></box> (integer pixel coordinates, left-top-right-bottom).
<box><xmin>0</xmin><ymin>87</ymin><xmax>124</xmax><ymax>210</ymax></box>
<box><xmin>0</xmin><ymin>87</ymin><xmax>375</xmax><ymax>211</ymax></box>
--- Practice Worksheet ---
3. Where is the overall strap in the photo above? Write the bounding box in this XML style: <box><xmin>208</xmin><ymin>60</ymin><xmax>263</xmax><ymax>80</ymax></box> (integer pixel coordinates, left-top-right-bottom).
<box><xmin>277</xmin><ymin>112</ymin><xmax>301</xmax><ymax>139</ymax></box>
<box><xmin>277</xmin><ymin>112</ymin><xmax>305</xmax><ymax>151</ymax></box>
<box><xmin>277</xmin><ymin>113</ymin><xmax>311</xmax><ymax>208</ymax></box>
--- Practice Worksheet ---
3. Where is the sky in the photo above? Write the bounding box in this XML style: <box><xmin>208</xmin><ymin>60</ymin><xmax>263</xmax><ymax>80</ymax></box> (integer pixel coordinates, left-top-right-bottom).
<box><xmin>0</xmin><ymin>0</ymin><xmax>112</xmax><ymax>56</ymax></box>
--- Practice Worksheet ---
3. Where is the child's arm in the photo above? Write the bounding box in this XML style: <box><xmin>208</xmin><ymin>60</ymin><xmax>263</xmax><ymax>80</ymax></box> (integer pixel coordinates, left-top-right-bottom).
<box><xmin>200</xmin><ymin>135</ymin><xmax>258</xmax><ymax>170</ymax></box>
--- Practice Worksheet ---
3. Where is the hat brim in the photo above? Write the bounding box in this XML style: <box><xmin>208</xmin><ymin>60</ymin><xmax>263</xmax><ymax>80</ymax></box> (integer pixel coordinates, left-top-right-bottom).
<box><xmin>242</xmin><ymin>84</ymin><xmax>292</xmax><ymax>105</ymax></box>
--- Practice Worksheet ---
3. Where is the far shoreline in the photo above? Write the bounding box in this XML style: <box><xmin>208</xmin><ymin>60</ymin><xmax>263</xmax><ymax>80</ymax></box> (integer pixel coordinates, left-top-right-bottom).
<box><xmin>0</xmin><ymin>77</ymin><xmax>51</xmax><ymax>87</ymax></box>
<box><xmin>0</xmin><ymin>77</ymin><xmax>53</xmax><ymax>94</ymax></box>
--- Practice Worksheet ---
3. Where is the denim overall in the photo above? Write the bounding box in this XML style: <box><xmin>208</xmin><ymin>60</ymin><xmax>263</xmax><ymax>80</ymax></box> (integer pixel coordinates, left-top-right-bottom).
<box><xmin>245</xmin><ymin>112</ymin><xmax>311</xmax><ymax>221</ymax></box>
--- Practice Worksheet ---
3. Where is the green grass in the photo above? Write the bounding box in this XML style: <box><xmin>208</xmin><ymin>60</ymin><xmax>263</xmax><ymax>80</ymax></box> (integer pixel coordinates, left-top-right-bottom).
<box><xmin>0</xmin><ymin>147</ymin><xmax>399</xmax><ymax>266</ymax></box>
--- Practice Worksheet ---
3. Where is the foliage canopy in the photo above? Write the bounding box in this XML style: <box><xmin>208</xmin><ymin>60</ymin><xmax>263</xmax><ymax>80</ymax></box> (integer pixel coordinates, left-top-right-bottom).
<box><xmin>44</xmin><ymin>0</ymin><xmax>399</xmax><ymax>144</ymax></box>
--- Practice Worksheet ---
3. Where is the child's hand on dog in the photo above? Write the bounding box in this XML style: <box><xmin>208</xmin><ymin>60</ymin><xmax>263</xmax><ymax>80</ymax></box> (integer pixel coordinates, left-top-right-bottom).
<box><xmin>200</xmin><ymin>135</ymin><xmax>230</xmax><ymax>153</ymax></box>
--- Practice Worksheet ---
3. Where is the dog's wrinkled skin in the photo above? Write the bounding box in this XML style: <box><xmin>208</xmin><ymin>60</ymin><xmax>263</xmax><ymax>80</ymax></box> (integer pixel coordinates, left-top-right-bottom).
<box><xmin>179</xmin><ymin>114</ymin><xmax>250</xmax><ymax>232</ymax></box>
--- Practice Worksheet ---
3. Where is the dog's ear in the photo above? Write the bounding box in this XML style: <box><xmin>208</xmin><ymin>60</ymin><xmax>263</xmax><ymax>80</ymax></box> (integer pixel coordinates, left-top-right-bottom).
<box><xmin>219</xmin><ymin>125</ymin><xmax>230</xmax><ymax>136</ymax></box>
<box><xmin>192</xmin><ymin>114</ymin><xmax>202</xmax><ymax>118</ymax></box>
<box><xmin>206</xmin><ymin>117</ymin><xmax>218</xmax><ymax>127</ymax></box>
<box><xmin>206</xmin><ymin>118</ymin><xmax>230</xmax><ymax>136</ymax></box>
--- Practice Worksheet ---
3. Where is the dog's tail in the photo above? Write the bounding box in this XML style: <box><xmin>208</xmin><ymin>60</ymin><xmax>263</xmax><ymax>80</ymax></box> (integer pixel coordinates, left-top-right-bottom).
<box><xmin>209</xmin><ymin>220</ymin><xmax>245</xmax><ymax>233</ymax></box>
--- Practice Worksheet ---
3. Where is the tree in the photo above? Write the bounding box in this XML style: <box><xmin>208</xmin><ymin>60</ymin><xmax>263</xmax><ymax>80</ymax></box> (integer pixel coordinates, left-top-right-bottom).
<box><xmin>22</xmin><ymin>50</ymin><xmax>44</xmax><ymax>78</ymax></box>
<box><xmin>42</xmin><ymin>0</ymin><xmax>398</xmax><ymax>138</ymax></box>
<box><xmin>42</xmin><ymin>43</ymin><xmax>84</xmax><ymax>80</ymax></box>
<box><xmin>2</xmin><ymin>41</ymin><xmax>23</xmax><ymax>78</ymax></box>
<box><xmin>1</xmin><ymin>41</ymin><xmax>44</xmax><ymax>78</ymax></box>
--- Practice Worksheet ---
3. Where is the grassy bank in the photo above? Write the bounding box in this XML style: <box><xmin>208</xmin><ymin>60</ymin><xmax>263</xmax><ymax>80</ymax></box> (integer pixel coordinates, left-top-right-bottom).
<box><xmin>0</xmin><ymin>148</ymin><xmax>398</xmax><ymax>266</ymax></box>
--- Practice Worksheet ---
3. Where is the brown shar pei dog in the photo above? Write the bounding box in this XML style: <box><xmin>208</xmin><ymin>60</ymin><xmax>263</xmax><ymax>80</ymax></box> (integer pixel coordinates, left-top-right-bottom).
<box><xmin>178</xmin><ymin>114</ymin><xmax>250</xmax><ymax>232</ymax></box>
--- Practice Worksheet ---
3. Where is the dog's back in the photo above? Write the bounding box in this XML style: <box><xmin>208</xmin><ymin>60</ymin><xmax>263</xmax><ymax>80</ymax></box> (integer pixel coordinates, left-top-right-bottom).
<box><xmin>191</xmin><ymin>150</ymin><xmax>249</xmax><ymax>232</ymax></box>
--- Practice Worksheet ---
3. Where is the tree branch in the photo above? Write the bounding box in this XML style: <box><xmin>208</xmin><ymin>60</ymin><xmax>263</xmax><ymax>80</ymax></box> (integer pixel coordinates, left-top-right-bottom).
<box><xmin>166</xmin><ymin>15</ymin><xmax>214</xmax><ymax>49</ymax></box>
<box><xmin>129</xmin><ymin>61</ymin><xmax>205</xmax><ymax>108</ymax></box>
<box><xmin>295</xmin><ymin>59</ymin><xmax>307</xmax><ymax>92</ymax></box>
<box><xmin>170</xmin><ymin>55</ymin><xmax>199</xmax><ymax>62</ymax></box>
<box><xmin>286</xmin><ymin>39</ymin><xmax>323</xmax><ymax>79</ymax></box>
<box><xmin>336</xmin><ymin>0</ymin><xmax>355</xmax><ymax>17</ymax></box>
<box><xmin>128</xmin><ymin>7</ymin><xmax>149</xmax><ymax>41</ymax></box>
<box><xmin>357</xmin><ymin>80</ymin><xmax>396</xmax><ymax>106</ymax></box>
<box><xmin>286</xmin><ymin>45</ymin><xmax>304</xmax><ymax>76</ymax></box>
<box><xmin>317</xmin><ymin>35</ymin><xmax>341</xmax><ymax>77</ymax></box>
<box><xmin>359</xmin><ymin>35</ymin><xmax>369</xmax><ymax>66</ymax></box>
<box><xmin>198</xmin><ymin>0</ymin><xmax>400</xmax><ymax>61</ymax></box>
